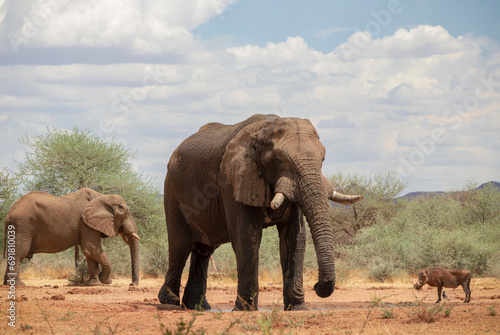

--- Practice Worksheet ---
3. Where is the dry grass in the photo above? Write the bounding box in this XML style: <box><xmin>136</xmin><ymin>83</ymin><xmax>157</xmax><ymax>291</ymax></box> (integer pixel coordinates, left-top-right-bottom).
<box><xmin>22</xmin><ymin>265</ymin><xmax>74</xmax><ymax>281</ymax></box>
<box><xmin>334</xmin><ymin>269</ymin><xmax>415</xmax><ymax>289</ymax></box>
<box><xmin>3</xmin><ymin>255</ymin><xmax>497</xmax><ymax>291</ymax></box>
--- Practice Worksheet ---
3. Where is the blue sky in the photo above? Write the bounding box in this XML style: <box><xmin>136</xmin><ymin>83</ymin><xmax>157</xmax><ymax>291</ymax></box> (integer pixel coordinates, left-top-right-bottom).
<box><xmin>196</xmin><ymin>0</ymin><xmax>500</xmax><ymax>52</ymax></box>
<box><xmin>0</xmin><ymin>0</ymin><xmax>499</xmax><ymax>194</ymax></box>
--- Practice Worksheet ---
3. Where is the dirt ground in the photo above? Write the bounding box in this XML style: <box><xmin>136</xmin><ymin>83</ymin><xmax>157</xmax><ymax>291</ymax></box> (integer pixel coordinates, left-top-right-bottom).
<box><xmin>1</xmin><ymin>276</ymin><xmax>499</xmax><ymax>334</ymax></box>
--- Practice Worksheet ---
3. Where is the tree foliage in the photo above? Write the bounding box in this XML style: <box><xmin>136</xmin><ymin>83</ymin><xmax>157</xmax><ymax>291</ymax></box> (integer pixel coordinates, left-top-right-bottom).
<box><xmin>18</xmin><ymin>127</ymin><xmax>136</xmax><ymax>195</ymax></box>
<box><xmin>342</xmin><ymin>181</ymin><xmax>500</xmax><ymax>280</ymax></box>
<box><xmin>14</xmin><ymin>127</ymin><xmax>167</xmax><ymax>276</ymax></box>
<box><xmin>461</xmin><ymin>180</ymin><xmax>500</xmax><ymax>224</ymax></box>
<box><xmin>0</xmin><ymin>169</ymin><xmax>20</xmax><ymax>228</ymax></box>
<box><xmin>328</xmin><ymin>171</ymin><xmax>407</xmax><ymax>246</ymax></box>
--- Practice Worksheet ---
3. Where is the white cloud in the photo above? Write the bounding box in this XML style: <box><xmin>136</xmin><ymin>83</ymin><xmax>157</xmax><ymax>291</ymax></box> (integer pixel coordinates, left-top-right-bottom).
<box><xmin>0</xmin><ymin>18</ymin><xmax>499</xmax><ymax>193</ymax></box>
<box><xmin>228</xmin><ymin>36</ymin><xmax>322</xmax><ymax>69</ymax></box>
<box><xmin>0</xmin><ymin>0</ymin><xmax>237</xmax><ymax>53</ymax></box>
<box><xmin>334</xmin><ymin>25</ymin><xmax>467</xmax><ymax>61</ymax></box>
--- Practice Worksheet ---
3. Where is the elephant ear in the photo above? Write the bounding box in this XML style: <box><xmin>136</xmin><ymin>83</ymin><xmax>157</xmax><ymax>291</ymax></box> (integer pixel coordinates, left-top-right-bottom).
<box><xmin>82</xmin><ymin>196</ymin><xmax>119</xmax><ymax>237</ymax></box>
<box><xmin>221</xmin><ymin>121</ymin><xmax>271</xmax><ymax>207</ymax></box>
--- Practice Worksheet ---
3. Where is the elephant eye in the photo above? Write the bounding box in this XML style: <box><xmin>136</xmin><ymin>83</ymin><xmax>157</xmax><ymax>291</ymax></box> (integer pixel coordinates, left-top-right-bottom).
<box><xmin>109</xmin><ymin>207</ymin><xmax>115</xmax><ymax>215</ymax></box>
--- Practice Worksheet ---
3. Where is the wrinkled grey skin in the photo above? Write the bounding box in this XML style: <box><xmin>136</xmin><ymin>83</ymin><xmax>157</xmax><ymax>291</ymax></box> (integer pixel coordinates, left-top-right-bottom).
<box><xmin>3</xmin><ymin>188</ymin><xmax>140</xmax><ymax>286</ymax></box>
<box><xmin>158</xmin><ymin>114</ymin><xmax>361</xmax><ymax>311</ymax></box>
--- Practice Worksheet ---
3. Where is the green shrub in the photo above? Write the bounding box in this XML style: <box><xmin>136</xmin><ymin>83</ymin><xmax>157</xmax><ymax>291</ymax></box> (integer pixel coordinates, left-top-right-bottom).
<box><xmin>342</xmin><ymin>185</ymin><xmax>500</xmax><ymax>279</ymax></box>
<box><xmin>68</xmin><ymin>260</ymin><xmax>90</xmax><ymax>286</ymax></box>
<box><xmin>212</xmin><ymin>244</ymin><xmax>237</xmax><ymax>280</ymax></box>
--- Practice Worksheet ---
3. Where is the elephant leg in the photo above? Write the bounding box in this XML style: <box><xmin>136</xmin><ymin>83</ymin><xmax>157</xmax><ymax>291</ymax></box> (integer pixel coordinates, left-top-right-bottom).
<box><xmin>85</xmin><ymin>255</ymin><xmax>112</xmax><ymax>285</ymax></box>
<box><xmin>277</xmin><ymin>210</ymin><xmax>307</xmax><ymax>311</ymax></box>
<box><xmin>159</xmin><ymin>197</ymin><xmax>192</xmax><ymax>305</ymax></box>
<box><xmin>85</xmin><ymin>257</ymin><xmax>102</xmax><ymax>286</ymax></box>
<box><xmin>226</xmin><ymin>205</ymin><xmax>263</xmax><ymax>311</ymax></box>
<box><xmin>182</xmin><ymin>243</ymin><xmax>215</xmax><ymax>310</ymax></box>
<box><xmin>75</xmin><ymin>245</ymin><xmax>81</xmax><ymax>267</ymax></box>
<box><xmin>82</xmin><ymin>236</ymin><xmax>112</xmax><ymax>285</ymax></box>
<box><xmin>159</xmin><ymin>252</ymin><xmax>190</xmax><ymax>305</ymax></box>
<box><xmin>3</xmin><ymin>238</ymin><xmax>30</xmax><ymax>286</ymax></box>
<box><xmin>3</xmin><ymin>255</ymin><xmax>26</xmax><ymax>286</ymax></box>
<box><xmin>97</xmin><ymin>253</ymin><xmax>112</xmax><ymax>284</ymax></box>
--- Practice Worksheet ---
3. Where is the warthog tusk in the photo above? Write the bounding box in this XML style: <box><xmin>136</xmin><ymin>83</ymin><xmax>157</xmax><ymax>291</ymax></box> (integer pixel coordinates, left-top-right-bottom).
<box><xmin>131</xmin><ymin>233</ymin><xmax>141</xmax><ymax>240</ymax></box>
<box><xmin>330</xmin><ymin>191</ymin><xmax>362</xmax><ymax>204</ymax></box>
<box><xmin>270</xmin><ymin>193</ymin><xmax>285</xmax><ymax>210</ymax></box>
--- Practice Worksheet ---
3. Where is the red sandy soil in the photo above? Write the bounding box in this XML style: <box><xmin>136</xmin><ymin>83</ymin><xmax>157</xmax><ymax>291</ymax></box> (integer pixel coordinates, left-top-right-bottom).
<box><xmin>1</xmin><ymin>276</ymin><xmax>499</xmax><ymax>334</ymax></box>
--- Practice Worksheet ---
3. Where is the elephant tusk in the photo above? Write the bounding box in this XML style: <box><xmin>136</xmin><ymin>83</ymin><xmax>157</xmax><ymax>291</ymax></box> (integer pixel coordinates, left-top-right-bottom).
<box><xmin>270</xmin><ymin>193</ymin><xmax>285</xmax><ymax>210</ymax></box>
<box><xmin>120</xmin><ymin>233</ymin><xmax>130</xmax><ymax>245</ymax></box>
<box><xmin>330</xmin><ymin>191</ymin><xmax>362</xmax><ymax>204</ymax></box>
<box><xmin>131</xmin><ymin>233</ymin><xmax>141</xmax><ymax>241</ymax></box>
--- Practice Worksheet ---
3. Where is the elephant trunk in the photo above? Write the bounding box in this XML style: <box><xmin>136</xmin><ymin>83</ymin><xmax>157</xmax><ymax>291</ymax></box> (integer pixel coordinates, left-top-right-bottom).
<box><xmin>296</xmin><ymin>173</ymin><xmax>336</xmax><ymax>298</ymax></box>
<box><xmin>129</xmin><ymin>237</ymin><xmax>140</xmax><ymax>286</ymax></box>
<box><xmin>121</xmin><ymin>218</ymin><xmax>140</xmax><ymax>286</ymax></box>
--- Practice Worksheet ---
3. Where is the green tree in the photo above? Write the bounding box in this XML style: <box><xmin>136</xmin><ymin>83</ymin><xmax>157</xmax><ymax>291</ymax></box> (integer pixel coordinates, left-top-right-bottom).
<box><xmin>16</xmin><ymin>127</ymin><xmax>167</xmax><ymax>277</ymax></box>
<box><xmin>18</xmin><ymin>127</ymin><xmax>136</xmax><ymax>195</ymax></box>
<box><xmin>461</xmin><ymin>180</ymin><xmax>500</xmax><ymax>224</ymax></box>
<box><xmin>0</xmin><ymin>169</ymin><xmax>20</xmax><ymax>262</ymax></box>
<box><xmin>1</xmin><ymin>168</ymin><xmax>20</xmax><ymax>226</ymax></box>
<box><xmin>328</xmin><ymin>171</ymin><xmax>407</xmax><ymax>246</ymax></box>
<box><xmin>342</xmin><ymin>186</ymin><xmax>500</xmax><ymax>280</ymax></box>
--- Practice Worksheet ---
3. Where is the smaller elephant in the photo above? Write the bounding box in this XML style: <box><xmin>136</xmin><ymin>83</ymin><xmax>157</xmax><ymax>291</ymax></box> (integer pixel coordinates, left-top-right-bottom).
<box><xmin>3</xmin><ymin>188</ymin><xmax>140</xmax><ymax>286</ymax></box>
<box><xmin>414</xmin><ymin>267</ymin><xmax>471</xmax><ymax>303</ymax></box>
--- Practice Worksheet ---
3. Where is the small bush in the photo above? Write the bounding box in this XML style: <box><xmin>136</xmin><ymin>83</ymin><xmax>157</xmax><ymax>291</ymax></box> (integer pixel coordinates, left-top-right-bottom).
<box><xmin>212</xmin><ymin>244</ymin><xmax>238</xmax><ymax>280</ymax></box>
<box><xmin>381</xmin><ymin>309</ymin><xmax>394</xmax><ymax>319</ymax></box>
<box><xmin>68</xmin><ymin>260</ymin><xmax>90</xmax><ymax>286</ymax></box>
<box><xmin>410</xmin><ymin>297</ymin><xmax>448</xmax><ymax>323</ymax></box>
<box><xmin>342</xmin><ymin>184</ymin><xmax>500</xmax><ymax>279</ymax></box>
<box><xmin>334</xmin><ymin>259</ymin><xmax>352</xmax><ymax>286</ymax></box>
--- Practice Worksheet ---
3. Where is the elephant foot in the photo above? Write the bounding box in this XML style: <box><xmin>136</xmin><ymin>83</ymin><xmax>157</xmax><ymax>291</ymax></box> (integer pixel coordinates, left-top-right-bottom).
<box><xmin>287</xmin><ymin>303</ymin><xmax>309</xmax><ymax>311</ymax></box>
<box><xmin>183</xmin><ymin>295</ymin><xmax>211</xmax><ymax>311</ymax></box>
<box><xmin>232</xmin><ymin>305</ymin><xmax>257</xmax><ymax>312</ymax></box>
<box><xmin>200</xmin><ymin>300</ymin><xmax>212</xmax><ymax>311</ymax></box>
<box><xmin>233</xmin><ymin>297</ymin><xmax>258</xmax><ymax>311</ymax></box>
<box><xmin>87</xmin><ymin>278</ymin><xmax>103</xmax><ymax>286</ymax></box>
<box><xmin>158</xmin><ymin>287</ymin><xmax>180</xmax><ymax>306</ymax></box>
<box><xmin>99</xmin><ymin>273</ymin><xmax>112</xmax><ymax>285</ymax></box>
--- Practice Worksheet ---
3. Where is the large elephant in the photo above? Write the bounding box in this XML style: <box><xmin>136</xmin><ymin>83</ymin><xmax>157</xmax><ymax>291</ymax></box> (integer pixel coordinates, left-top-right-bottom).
<box><xmin>3</xmin><ymin>188</ymin><xmax>140</xmax><ymax>286</ymax></box>
<box><xmin>158</xmin><ymin>114</ymin><xmax>361</xmax><ymax>311</ymax></box>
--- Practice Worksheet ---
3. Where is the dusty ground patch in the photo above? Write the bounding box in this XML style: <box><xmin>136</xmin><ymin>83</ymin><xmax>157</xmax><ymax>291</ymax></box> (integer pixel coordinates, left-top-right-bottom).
<box><xmin>1</xmin><ymin>277</ymin><xmax>499</xmax><ymax>334</ymax></box>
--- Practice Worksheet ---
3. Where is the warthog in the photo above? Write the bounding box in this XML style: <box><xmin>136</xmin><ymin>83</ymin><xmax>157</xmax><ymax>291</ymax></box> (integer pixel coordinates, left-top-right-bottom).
<box><xmin>414</xmin><ymin>267</ymin><xmax>471</xmax><ymax>303</ymax></box>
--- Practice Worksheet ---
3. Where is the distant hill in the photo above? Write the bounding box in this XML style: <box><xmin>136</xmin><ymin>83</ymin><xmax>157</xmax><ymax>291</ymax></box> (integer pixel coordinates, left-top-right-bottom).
<box><xmin>478</xmin><ymin>181</ymin><xmax>500</xmax><ymax>190</ymax></box>
<box><xmin>399</xmin><ymin>190</ymin><xmax>445</xmax><ymax>200</ymax></box>
<box><xmin>399</xmin><ymin>181</ymin><xmax>500</xmax><ymax>201</ymax></box>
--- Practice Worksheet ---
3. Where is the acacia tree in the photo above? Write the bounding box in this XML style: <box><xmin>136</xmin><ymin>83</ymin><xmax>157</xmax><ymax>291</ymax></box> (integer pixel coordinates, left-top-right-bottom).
<box><xmin>18</xmin><ymin>127</ymin><xmax>137</xmax><ymax>195</ymax></box>
<box><xmin>328</xmin><ymin>171</ymin><xmax>407</xmax><ymax>246</ymax></box>
<box><xmin>0</xmin><ymin>169</ymin><xmax>20</xmax><ymax>227</ymax></box>
<box><xmin>461</xmin><ymin>180</ymin><xmax>500</xmax><ymax>224</ymax></box>
<box><xmin>16</xmin><ymin>127</ymin><xmax>167</xmax><ymax>275</ymax></box>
